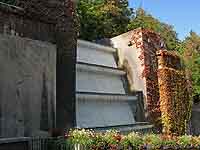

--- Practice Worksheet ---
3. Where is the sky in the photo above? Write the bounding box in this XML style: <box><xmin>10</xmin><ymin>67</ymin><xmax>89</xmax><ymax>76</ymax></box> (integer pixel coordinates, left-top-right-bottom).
<box><xmin>129</xmin><ymin>0</ymin><xmax>200</xmax><ymax>40</ymax></box>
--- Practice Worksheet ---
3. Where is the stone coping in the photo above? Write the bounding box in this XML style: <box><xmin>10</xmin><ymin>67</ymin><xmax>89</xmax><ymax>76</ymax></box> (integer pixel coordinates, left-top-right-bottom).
<box><xmin>76</xmin><ymin>92</ymin><xmax>137</xmax><ymax>101</ymax></box>
<box><xmin>76</xmin><ymin>62</ymin><xmax>125</xmax><ymax>76</ymax></box>
<box><xmin>78</xmin><ymin>40</ymin><xmax>116</xmax><ymax>53</ymax></box>
<box><xmin>0</xmin><ymin>137</ymin><xmax>30</xmax><ymax>144</ymax></box>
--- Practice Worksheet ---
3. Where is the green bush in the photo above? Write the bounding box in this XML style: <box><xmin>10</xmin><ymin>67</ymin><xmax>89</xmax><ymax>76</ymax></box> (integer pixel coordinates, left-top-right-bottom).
<box><xmin>68</xmin><ymin>129</ymin><xmax>93</xmax><ymax>146</ymax></box>
<box><xmin>67</xmin><ymin>129</ymin><xmax>200</xmax><ymax>150</ymax></box>
<box><xmin>121</xmin><ymin>132</ymin><xmax>144</xmax><ymax>149</ymax></box>
<box><xmin>143</xmin><ymin>134</ymin><xmax>163</xmax><ymax>149</ymax></box>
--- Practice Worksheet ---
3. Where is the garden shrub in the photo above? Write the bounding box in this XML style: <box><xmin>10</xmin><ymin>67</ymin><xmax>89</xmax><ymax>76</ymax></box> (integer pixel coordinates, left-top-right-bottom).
<box><xmin>66</xmin><ymin>129</ymin><xmax>200</xmax><ymax>150</ymax></box>
<box><xmin>121</xmin><ymin>132</ymin><xmax>144</xmax><ymax>149</ymax></box>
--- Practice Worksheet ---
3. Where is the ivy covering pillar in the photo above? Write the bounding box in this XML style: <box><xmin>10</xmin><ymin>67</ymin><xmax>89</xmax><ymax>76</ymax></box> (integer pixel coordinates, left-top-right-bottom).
<box><xmin>157</xmin><ymin>50</ymin><xmax>192</xmax><ymax>135</ymax></box>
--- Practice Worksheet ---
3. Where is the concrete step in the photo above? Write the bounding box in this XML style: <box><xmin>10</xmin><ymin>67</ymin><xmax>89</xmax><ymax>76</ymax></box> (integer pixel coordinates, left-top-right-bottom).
<box><xmin>76</xmin><ymin>62</ymin><xmax>125</xmax><ymax>75</ymax></box>
<box><xmin>76</xmin><ymin>92</ymin><xmax>138</xmax><ymax>128</ymax></box>
<box><xmin>77</xmin><ymin>40</ymin><xmax>117</xmax><ymax>68</ymax></box>
<box><xmin>76</xmin><ymin>92</ymin><xmax>137</xmax><ymax>101</ymax></box>
<box><xmin>76</xmin><ymin>62</ymin><xmax>126</xmax><ymax>94</ymax></box>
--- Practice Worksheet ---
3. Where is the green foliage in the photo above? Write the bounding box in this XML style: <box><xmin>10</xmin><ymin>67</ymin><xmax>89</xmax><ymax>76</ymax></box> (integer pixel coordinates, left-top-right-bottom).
<box><xmin>78</xmin><ymin>1</ymin><xmax>179</xmax><ymax>51</ymax></box>
<box><xmin>178</xmin><ymin>135</ymin><xmax>192</xmax><ymax>147</ymax></box>
<box><xmin>143</xmin><ymin>134</ymin><xmax>163</xmax><ymax>149</ymax></box>
<box><xmin>68</xmin><ymin>129</ymin><xmax>93</xmax><ymax>146</ymax></box>
<box><xmin>162</xmin><ymin>139</ymin><xmax>177</xmax><ymax>147</ymax></box>
<box><xmin>67</xmin><ymin>129</ymin><xmax>200</xmax><ymax>149</ymax></box>
<box><xmin>121</xmin><ymin>132</ymin><xmax>144</xmax><ymax>149</ymax></box>
<box><xmin>77</xmin><ymin>0</ymin><xmax>133</xmax><ymax>41</ymax></box>
<box><xmin>182</xmin><ymin>31</ymin><xmax>200</xmax><ymax>97</ymax></box>
<box><xmin>90</xmin><ymin>132</ymin><xmax>107</xmax><ymax>149</ymax></box>
<box><xmin>103</xmin><ymin>129</ymin><xmax>121</xmax><ymax>145</ymax></box>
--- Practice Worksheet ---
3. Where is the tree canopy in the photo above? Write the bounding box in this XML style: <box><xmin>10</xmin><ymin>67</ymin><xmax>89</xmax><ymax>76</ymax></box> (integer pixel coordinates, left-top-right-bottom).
<box><xmin>77</xmin><ymin>1</ymin><xmax>179</xmax><ymax>50</ymax></box>
<box><xmin>77</xmin><ymin>0</ymin><xmax>133</xmax><ymax>41</ymax></box>
<box><xmin>181</xmin><ymin>31</ymin><xmax>200</xmax><ymax>97</ymax></box>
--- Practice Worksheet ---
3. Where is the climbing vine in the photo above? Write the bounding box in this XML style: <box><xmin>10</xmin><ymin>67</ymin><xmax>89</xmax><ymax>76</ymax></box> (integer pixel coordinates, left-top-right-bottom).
<box><xmin>157</xmin><ymin>50</ymin><xmax>192</xmax><ymax>136</ymax></box>
<box><xmin>130</xmin><ymin>28</ymin><xmax>163</xmax><ymax>130</ymax></box>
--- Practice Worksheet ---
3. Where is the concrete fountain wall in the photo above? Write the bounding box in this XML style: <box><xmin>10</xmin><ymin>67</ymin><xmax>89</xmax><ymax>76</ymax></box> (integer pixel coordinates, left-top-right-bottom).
<box><xmin>76</xmin><ymin>40</ymin><xmax>142</xmax><ymax>129</ymax></box>
<box><xmin>111</xmin><ymin>29</ymin><xmax>163</xmax><ymax>125</ymax></box>
<box><xmin>0</xmin><ymin>34</ymin><xmax>56</xmax><ymax>137</ymax></box>
<box><xmin>0</xmin><ymin>0</ymin><xmax>77</xmax><ymax>137</ymax></box>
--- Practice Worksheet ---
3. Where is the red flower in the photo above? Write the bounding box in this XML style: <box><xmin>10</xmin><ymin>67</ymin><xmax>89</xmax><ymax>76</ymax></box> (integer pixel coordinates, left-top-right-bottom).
<box><xmin>113</xmin><ymin>134</ymin><xmax>122</xmax><ymax>142</ymax></box>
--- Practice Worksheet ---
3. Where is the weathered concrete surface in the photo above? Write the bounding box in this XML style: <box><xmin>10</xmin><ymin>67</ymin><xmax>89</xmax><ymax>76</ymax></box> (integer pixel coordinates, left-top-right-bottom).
<box><xmin>76</xmin><ymin>63</ymin><xmax>126</xmax><ymax>94</ymax></box>
<box><xmin>111</xmin><ymin>31</ymin><xmax>146</xmax><ymax>93</ymax></box>
<box><xmin>111</xmin><ymin>29</ymin><xmax>163</xmax><ymax>126</ymax></box>
<box><xmin>76</xmin><ymin>98</ymin><xmax>136</xmax><ymax>128</ymax></box>
<box><xmin>76</xmin><ymin>93</ymin><xmax>137</xmax><ymax>128</ymax></box>
<box><xmin>0</xmin><ymin>137</ymin><xmax>29</xmax><ymax>150</ymax></box>
<box><xmin>0</xmin><ymin>34</ymin><xmax>56</xmax><ymax>137</ymax></box>
<box><xmin>0</xmin><ymin>2</ymin><xmax>55</xmax><ymax>43</ymax></box>
<box><xmin>77</xmin><ymin>40</ymin><xmax>117</xmax><ymax>68</ymax></box>
<box><xmin>0</xmin><ymin>1</ymin><xmax>77</xmax><ymax>136</ymax></box>
<box><xmin>75</xmin><ymin>40</ymin><xmax>140</xmax><ymax>129</ymax></box>
<box><xmin>191</xmin><ymin>103</ymin><xmax>200</xmax><ymax>135</ymax></box>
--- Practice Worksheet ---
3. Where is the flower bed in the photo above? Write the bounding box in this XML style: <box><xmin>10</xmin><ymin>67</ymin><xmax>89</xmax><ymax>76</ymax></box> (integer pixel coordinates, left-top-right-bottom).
<box><xmin>66</xmin><ymin>129</ymin><xmax>200</xmax><ymax>150</ymax></box>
